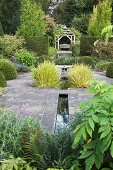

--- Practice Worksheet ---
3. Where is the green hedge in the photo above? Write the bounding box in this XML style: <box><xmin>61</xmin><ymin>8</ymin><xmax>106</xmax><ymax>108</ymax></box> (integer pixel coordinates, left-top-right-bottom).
<box><xmin>25</xmin><ymin>36</ymin><xmax>48</xmax><ymax>56</ymax></box>
<box><xmin>80</xmin><ymin>36</ymin><xmax>113</xmax><ymax>56</ymax></box>
<box><xmin>80</xmin><ymin>36</ymin><xmax>98</xmax><ymax>56</ymax></box>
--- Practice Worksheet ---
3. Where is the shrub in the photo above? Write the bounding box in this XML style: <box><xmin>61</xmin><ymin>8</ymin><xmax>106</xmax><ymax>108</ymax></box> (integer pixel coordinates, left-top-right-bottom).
<box><xmin>106</xmin><ymin>62</ymin><xmax>113</xmax><ymax>78</ymax></box>
<box><xmin>72</xmin><ymin>41</ymin><xmax>80</xmax><ymax>56</ymax></box>
<box><xmin>0</xmin><ymin>108</ymin><xmax>38</xmax><ymax>158</ymax></box>
<box><xmin>68</xmin><ymin>64</ymin><xmax>93</xmax><ymax>88</ymax></box>
<box><xmin>14</xmin><ymin>63</ymin><xmax>30</xmax><ymax>73</ymax></box>
<box><xmin>25</xmin><ymin>36</ymin><xmax>48</xmax><ymax>56</ymax></box>
<box><xmin>80</xmin><ymin>36</ymin><xmax>98</xmax><ymax>56</ymax></box>
<box><xmin>77</xmin><ymin>56</ymin><xmax>96</xmax><ymax>69</ymax></box>
<box><xmin>37</xmin><ymin>55</ymin><xmax>53</xmax><ymax>64</ymax></box>
<box><xmin>72</xmin><ymin>82</ymin><xmax>113</xmax><ymax>169</ymax></box>
<box><xmin>95</xmin><ymin>61</ymin><xmax>111</xmax><ymax>72</ymax></box>
<box><xmin>0</xmin><ymin>71</ymin><xmax>7</xmax><ymax>87</ymax></box>
<box><xmin>96</xmin><ymin>41</ymin><xmax>113</xmax><ymax>60</ymax></box>
<box><xmin>33</xmin><ymin>61</ymin><xmax>60</xmax><ymax>88</ymax></box>
<box><xmin>0</xmin><ymin>59</ymin><xmax>17</xmax><ymax>80</ymax></box>
<box><xmin>55</xmin><ymin>56</ymin><xmax>76</xmax><ymax>65</ymax></box>
<box><xmin>16</xmin><ymin>49</ymin><xmax>36</xmax><ymax>66</ymax></box>
<box><xmin>0</xmin><ymin>22</ymin><xmax>4</xmax><ymax>36</ymax></box>
<box><xmin>0</xmin><ymin>35</ymin><xmax>25</xmax><ymax>57</ymax></box>
<box><xmin>48</xmin><ymin>47</ymin><xmax>57</xmax><ymax>57</ymax></box>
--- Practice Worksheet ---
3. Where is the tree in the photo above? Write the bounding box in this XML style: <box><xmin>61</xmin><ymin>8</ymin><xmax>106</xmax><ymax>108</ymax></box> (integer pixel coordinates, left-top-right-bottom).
<box><xmin>35</xmin><ymin>0</ymin><xmax>50</xmax><ymax>13</ymax></box>
<box><xmin>18</xmin><ymin>0</ymin><xmax>47</xmax><ymax>37</ymax></box>
<box><xmin>88</xmin><ymin>0</ymin><xmax>112</xmax><ymax>36</ymax></box>
<box><xmin>53</xmin><ymin>0</ymin><xmax>99</xmax><ymax>33</ymax></box>
<box><xmin>0</xmin><ymin>0</ymin><xmax>21</xmax><ymax>34</ymax></box>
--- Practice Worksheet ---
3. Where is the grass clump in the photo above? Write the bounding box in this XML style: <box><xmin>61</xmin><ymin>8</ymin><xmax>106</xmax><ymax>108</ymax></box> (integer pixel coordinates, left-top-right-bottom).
<box><xmin>33</xmin><ymin>61</ymin><xmax>60</xmax><ymax>88</ymax></box>
<box><xmin>68</xmin><ymin>64</ymin><xmax>93</xmax><ymax>88</ymax></box>
<box><xmin>0</xmin><ymin>59</ymin><xmax>17</xmax><ymax>80</ymax></box>
<box><xmin>0</xmin><ymin>71</ymin><xmax>7</xmax><ymax>87</ymax></box>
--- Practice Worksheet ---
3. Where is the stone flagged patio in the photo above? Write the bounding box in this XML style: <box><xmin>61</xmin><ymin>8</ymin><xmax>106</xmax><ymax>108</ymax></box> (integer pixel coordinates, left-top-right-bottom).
<box><xmin>0</xmin><ymin>71</ymin><xmax>113</xmax><ymax>131</ymax></box>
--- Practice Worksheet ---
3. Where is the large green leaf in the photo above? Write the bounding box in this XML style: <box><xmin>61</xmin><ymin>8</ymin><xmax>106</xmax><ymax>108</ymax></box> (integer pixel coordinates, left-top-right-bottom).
<box><xmin>110</xmin><ymin>141</ymin><xmax>113</xmax><ymax>158</ymax></box>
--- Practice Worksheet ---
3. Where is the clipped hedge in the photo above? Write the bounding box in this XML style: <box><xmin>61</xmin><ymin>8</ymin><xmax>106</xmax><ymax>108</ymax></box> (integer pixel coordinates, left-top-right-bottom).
<box><xmin>25</xmin><ymin>36</ymin><xmax>48</xmax><ymax>56</ymax></box>
<box><xmin>106</xmin><ymin>63</ymin><xmax>113</xmax><ymax>78</ymax></box>
<box><xmin>0</xmin><ymin>59</ymin><xmax>17</xmax><ymax>80</ymax></box>
<box><xmin>0</xmin><ymin>71</ymin><xmax>6</xmax><ymax>87</ymax></box>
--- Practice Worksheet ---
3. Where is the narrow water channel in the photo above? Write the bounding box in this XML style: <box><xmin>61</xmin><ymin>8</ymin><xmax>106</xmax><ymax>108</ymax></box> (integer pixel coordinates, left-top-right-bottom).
<box><xmin>55</xmin><ymin>94</ymin><xmax>69</xmax><ymax>128</ymax></box>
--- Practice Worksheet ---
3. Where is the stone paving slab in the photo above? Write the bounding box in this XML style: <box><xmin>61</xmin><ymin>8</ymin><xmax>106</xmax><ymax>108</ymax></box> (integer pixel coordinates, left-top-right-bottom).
<box><xmin>0</xmin><ymin>71</ymin><xmax>113</xmax><ymax>131</ymax></box>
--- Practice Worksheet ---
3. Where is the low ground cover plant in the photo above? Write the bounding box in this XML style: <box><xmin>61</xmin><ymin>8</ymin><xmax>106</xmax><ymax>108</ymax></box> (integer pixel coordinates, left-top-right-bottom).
<box><xmin>68</xmin><ymin>64</ymin><xmax>93</xmax><ymax>88</ymax></box>
<box><xmin>0</xmin><ymin>87</ymin><xmax>4</xmax><ymax>96</ymax></box>
<box><xmin>0</xmin><ymin>59</ymin><xmax>17</xmax><ymax>80</ymax></box>
<box><xmin>77</xmin><ymin>56</ymin><xmax>96</xmax><ymax>69</ymax></box>
<box><xmin>33</xmin><ymin>61</ymin><xmax>60</xmax><ymax>88</ymax></box>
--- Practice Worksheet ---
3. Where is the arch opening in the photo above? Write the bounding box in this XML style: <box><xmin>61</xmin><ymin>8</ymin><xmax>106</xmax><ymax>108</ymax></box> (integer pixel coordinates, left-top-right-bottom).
<box><xmin>59</xmin><ymin>36</ymin><xmax>71</xmax><ymax>51</ymax></box>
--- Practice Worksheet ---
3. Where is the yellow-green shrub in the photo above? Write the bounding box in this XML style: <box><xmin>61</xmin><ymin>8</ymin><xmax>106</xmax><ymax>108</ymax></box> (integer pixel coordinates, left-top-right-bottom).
<box><xmin>33</xmin><ymin>61</ymin><xmax>60</xmax><ymax>88</ymax></box>
<box><xmin>68</xmin><ymin>64</ymin><xmax>93</xmax><ymax>88</ymax></box>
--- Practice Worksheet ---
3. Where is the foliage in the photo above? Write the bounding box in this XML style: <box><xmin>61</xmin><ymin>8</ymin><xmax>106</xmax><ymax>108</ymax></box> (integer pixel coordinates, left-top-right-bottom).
<box><xmin>106</xmin><ymin>62</ymin><xmax>113</xmax><ymax>78</ymax></box>
<box><xmin>101</xmin><ymin>25</ymin><xmax>113</xmax><ymax>44</ymax></box>
<box><xmin>48</xmin><ymin>47</ymin><xmax>57</xmax><ymax>57</ymax></box>
<box><xmin>80</xmin><ymin>36</ymin><xmax>98</xmax><ymax>56</ymax></box>
<box><xmin>72</xmin><ymin>14</ymin><xmax>89</xmax><ymax>34</ymax></box>
<box><xmin>14</xmin><ymin>63</ymin><xmax>30</xmax><ymax>73</ymax></box>
<box><xmin>0</xmin><ymin>35</ymin><xmax>25</xmax><ymax>57</ymax></box>
<box><xmin>0</xmin><ymin>59</ymin><xmax>17</xmax><ymax>80</ymax></box>
<box><xmin>35</xmin><ymin>0</ymin><xmax>50</xmax><ymax>13</ymax></box>
<box><xmin>0</xmin><ymin>108</ymin><xmax>38</xmax><ymax>158</ymax></box>
<box><xmin>25</xmin><ymin>127</ymin><xmax>76</xmax><ymax>170</ymax></box>
<box><xmin>77</xmin><ymin>56</ymin><xmax>96</xmax><ymax>69</ymax></box>
<box><xmin>55</xmin><ymin>56</ymin><xmax>76</xmax><ymax>65</ymax></box>
<box><xmin>0</xmin><ymin>0</ymin><xmax>21</xmax><ymax>34</ymax></box>
<box><xmin>95</xmin><ymin>61</ymin><xmax>111</xmax><ymax>72</ymax></box>
<box><xmin>68</xmin><ymin>64</ymin><xmax>93</xmax><ymax>88</ymax></box>
<box><xmin>33</xmin><ymin>61</ymin><xmax>60</xmax><ymax>88</ymax></box>
<box><xmin>0</xmin><ymin>22</ymin><xmax>4</xmax><ymax>36</ymax></box>
<box><xmin>16</xmin><ymin>50</ymin><xmax>36</xmax><ymax>66</ymax></box>
<box><xmin>0</xmin><ymin>156</ymin><xmax>35</xmax><ymax>170</ymax></box>
<box><xmin>53</xmin><ymin>0</ymin><xmax>99</xmax><ymax>33</ymax></box>
<box><xmin>18</xmin><ymin>0</ymin><xmax>47</xmax><ymax>37</ymax></box>
<box><xmin>0</xmin><ymin>71</ymin><xmax>6</xmax><ymax>87</ymax></box>
<box><xmin>73</xmin><ymin>81</ymin><xmax>113</xmax><ymax>170</ymax></box>
<box><xmin>72</xmin><ymin>41</ymin><xmax>80</xmax><ymax>56</ymax></box>
<box><xmin>88</xmin><ymin>0</ymin><xmax>112</xmax><ymax>36</ymax></box>
<box><xmin>96</xmin><ymin>41</ymin><xmax>113</xmax><ymax>60</ymax></box>
<box><xmin>25</xmin><ymin>36</ymin><xmax>48</xmax><ymax>56</ymax></box>
<box><xmin>36</xmin><ymin>55</ymin><xmax>53</xmax><ymax>64</ymax></box>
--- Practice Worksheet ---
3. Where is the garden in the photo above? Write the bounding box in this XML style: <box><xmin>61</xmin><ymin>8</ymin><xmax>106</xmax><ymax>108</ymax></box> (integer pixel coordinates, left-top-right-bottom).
<box><xmin>1</xmin><ymin>0</ymin><xmax>113</xmax><ymax>170</ymax></box>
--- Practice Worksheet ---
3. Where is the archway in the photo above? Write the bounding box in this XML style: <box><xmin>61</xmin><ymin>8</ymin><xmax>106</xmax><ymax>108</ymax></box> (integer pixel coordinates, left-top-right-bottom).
<box><xmin>59</xmin><ymin>36</ymin><xmax>71</xmax><ymax>51</ymax></box>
